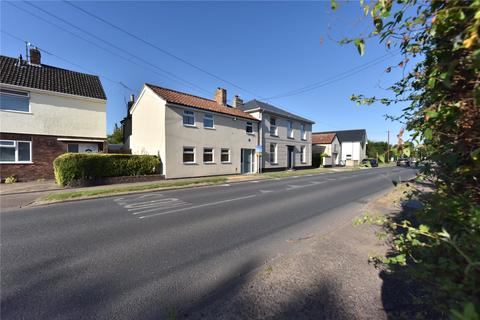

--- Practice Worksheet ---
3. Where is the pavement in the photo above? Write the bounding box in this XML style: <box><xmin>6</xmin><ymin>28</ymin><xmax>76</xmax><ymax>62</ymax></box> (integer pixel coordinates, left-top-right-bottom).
<box><xmin>0</xmin><ymin>166</ymin><xmax>417</xmax><ymax>319</ymax></box>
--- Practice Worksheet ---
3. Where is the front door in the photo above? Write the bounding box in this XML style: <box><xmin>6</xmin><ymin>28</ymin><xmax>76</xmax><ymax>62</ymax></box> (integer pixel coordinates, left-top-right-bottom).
<box><xmin>241</xmin><ymin>149</ymin><xmax>254</xmax><ymax>174</ymax></box>
<box><xmin>287</xmin><ymin>146</ymin><xmax>295</xmax><ymax>169</ymax></box>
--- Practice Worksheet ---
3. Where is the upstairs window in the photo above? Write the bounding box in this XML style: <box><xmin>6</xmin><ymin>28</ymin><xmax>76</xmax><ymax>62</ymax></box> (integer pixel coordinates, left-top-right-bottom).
<box><xmin>183</xmin><ymin>110</ymin><xmax>195</xmax><ymax>126</ymax></box>
<box><xmin>0</xmin><ymin>89</ymin><xmax>30</xmax><ymax>113</ymax></box>
<box><xmin>0</xmin><ymin>140</ymin><xmax>32</xmax><ymax>163</ymax></box>
<box><xmin>287</xmin><ymin>120</ymin><xmax>294</xmax><ymax>138</ymax></box>
<box><xmin>203</xmin><ymin>113</ymin><xmax>214</xmax><ymax>129</ymax></box>
<box><xmin>270</xmin><ymin>117</ymin><xmax>278</xmax><ymax>136</ymax></box>
<box><xmin>246</xmin><ymin>121</ymin><xmax>253</xmax><ymax>134</ymax></box>
<box><xmin>300</xmin><ymin>123</ymin><xmax>306</xmax><ymax>140</ymax></box>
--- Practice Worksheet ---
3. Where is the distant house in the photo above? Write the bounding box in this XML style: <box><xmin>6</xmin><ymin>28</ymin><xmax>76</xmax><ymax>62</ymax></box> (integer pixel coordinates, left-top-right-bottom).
<box><xmin>129</xmin><ymin>84</ymin><xmax>259</xmax><ymax>178</ymax></box>
<box><xmin>0</xmin><ymin>49</ymin><xmax>107</xmax><ymax>181</ymax></box>
<box><xmin>313</xmin><ymin>129</ymin><xmax>367</xmax><ymax>166</ymax></box>
<box><xmin>312</xmin><ymin>133</ymin><xmax>341</xmax><ymax>166</ymax></box>
<box><xmin>239</xmin><ymin>100</ymin><xmax>314</xmax><ymax>171</ymax></box>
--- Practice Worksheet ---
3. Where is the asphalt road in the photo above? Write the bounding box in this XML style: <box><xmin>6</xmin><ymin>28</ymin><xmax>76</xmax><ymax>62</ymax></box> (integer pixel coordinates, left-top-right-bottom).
<box><xmin>1</xmin><ymin>167</ymin><xmax>417</xmax><ymax>319</ymax></box>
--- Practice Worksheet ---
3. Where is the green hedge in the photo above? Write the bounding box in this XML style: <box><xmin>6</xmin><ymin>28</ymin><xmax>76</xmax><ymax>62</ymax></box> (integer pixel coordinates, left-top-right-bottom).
<box><xmin>53</xmin><ymin>153</ymin><xmax>161</xmax><ymax>186</ymax></box>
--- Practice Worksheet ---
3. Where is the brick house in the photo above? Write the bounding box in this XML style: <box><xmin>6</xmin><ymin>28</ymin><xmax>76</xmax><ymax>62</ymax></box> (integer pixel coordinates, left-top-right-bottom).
<box><xmin>0</xmin><ymin>49</ymin><xmax>107</xmax><ymax>181</ymax></box>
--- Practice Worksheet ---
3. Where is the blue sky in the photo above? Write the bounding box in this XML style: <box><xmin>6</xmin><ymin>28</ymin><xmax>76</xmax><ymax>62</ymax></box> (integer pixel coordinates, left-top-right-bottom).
<box><xmin>1</xmin><ymin>1</ymin><xmax>408</xmax><ymax>142</ymax></box>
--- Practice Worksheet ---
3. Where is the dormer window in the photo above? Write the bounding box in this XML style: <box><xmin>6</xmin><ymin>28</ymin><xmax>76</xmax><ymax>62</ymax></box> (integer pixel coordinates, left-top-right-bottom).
<box><xmin>0</xmin><ymin>89</ymin><xmax>30</xmax><ymax>113</ymax></box>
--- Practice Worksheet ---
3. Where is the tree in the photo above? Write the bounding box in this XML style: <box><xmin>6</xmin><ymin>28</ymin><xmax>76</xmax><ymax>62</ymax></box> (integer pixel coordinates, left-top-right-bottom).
<box><xmin>366</xmin><ymin>140</ymin><xmax>390</xmax><ymax>159</ymax></box>
<box><xmin>107</xmin><ymin>123</ymin><xmax>123</xmax><ymax>144</ymax></box>
<box><xmin>333</xmin><ymin>0</ymin><xmax>480</xmax><ymax>316</ymax></box>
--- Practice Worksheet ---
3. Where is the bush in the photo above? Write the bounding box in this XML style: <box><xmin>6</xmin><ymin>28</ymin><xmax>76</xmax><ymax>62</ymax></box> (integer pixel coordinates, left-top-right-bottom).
<box><xmin>4</xmin><ymin>176</ymin><xmax>17</xmax><ymax>184</ymax></box>
<box><xmin>53</xmin><ymin>153</ymin><xmax>160</xmax><ymax>186</ymax></box>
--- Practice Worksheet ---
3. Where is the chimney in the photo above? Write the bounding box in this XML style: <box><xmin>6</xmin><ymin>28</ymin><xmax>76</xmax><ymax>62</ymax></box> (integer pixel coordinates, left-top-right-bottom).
<box><xmin>232</xmin><ymin>95</ymin><xmax>243</xmax><ymax>109</ymax></box>
<box><xmin>215</xmin><ymin>87</ymin><xmax>227</xmax><ymax>106</ymax></box>
<box><xmin>127</xmin><ymin>94</ymin><xmax>135</xmax><ymax>111</ymax></box>
<box><xmin>29</xmin><ymin>47</ymin><xmax>41</xmax><ymax>65</ymax></box>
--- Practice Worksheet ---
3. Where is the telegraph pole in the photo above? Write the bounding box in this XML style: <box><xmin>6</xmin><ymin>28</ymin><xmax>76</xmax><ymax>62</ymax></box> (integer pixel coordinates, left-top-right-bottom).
<box><xmin>387</xmin><ymin>130</ymin><xmax>390</xmax><ymax>163</ymax></box>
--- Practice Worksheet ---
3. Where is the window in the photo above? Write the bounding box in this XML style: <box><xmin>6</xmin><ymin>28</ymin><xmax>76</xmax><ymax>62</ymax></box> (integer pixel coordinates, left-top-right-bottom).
<box><xmin>0</xmin><ymin>89</ymin><xmax>30</xmax><ymax>113</ymax></box>
<box><xmin>269</xmin><ymin>143</ymin><xmax>277</xmax><ymax>164</ymax></box>
<box><xmin>68</xmin><ymin>144</ymin><xmax>79</xmax><ymax>153</ymax></box>
<box><xmin>246</xmin><ymin>121</ymin><xmax>253</xmax><ymax>134</ymax></box>
<box><xmin>0</xmin><ymin>140</ymin><xmax>31</xmax><ymax>163</ymax></box>
<box><xmin>183</xmin><ymin>147</ymin><xmax>195</xmax><ymax>163</ymax></box>
<box><xmin>346</xmin><ymin>154</ymin><xmax>352</xmax><ymax>160</ymax></box>
<box><xmin>203</xmin><ymin>147</ymin><xmax>214</xmax><ymax>163</ymax></box>
<box><xmin>203</xmin><ymin>113</ymin><xmax>214</xmax><ymax>129</ymax></box>
<box><xmin>287</xmin><ymin>120</ymin><xmax>294</xmax><ymax>138</ymax></box>
<box><xmin>300</xmin><ymin>123</ymin><xmax>306</xmax><ymax>140</ymax></box>
<box><xmin>270</xmin><ymin>117</ymin><xmax>278</xmax><ymax>136</ymax></box>
<box><xmin>300</xmin><ymin>146</ymin><xmax>306</xmax><ymax>163</ymax></box>
<box><xmin>183</xmin><ymin>110</ymin><xmax>195</xmax><ymax>126</ymax></box>
<box><xmin>221</xmin><ymin>148</ymin><xmax>230</xmax><ymax>163</ymax></box>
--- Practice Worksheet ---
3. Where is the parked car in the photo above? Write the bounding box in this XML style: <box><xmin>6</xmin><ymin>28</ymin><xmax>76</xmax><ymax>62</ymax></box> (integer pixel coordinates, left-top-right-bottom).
<box><xmin>361</xmin><ymin>158</ymin><xmax>379</xmax><ymax>167</ymax></box>
<box><xmin>397</xmin><ymin>158</ymin><xmax>411</xmax><ymax>166</ymax></box>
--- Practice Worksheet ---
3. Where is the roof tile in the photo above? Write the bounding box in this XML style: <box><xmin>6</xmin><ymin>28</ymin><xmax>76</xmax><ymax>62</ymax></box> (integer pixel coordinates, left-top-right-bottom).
<box><xmin>312</xmin><ymin>133</ymin><xmax>336</xmax><ymax>144</ymax></box>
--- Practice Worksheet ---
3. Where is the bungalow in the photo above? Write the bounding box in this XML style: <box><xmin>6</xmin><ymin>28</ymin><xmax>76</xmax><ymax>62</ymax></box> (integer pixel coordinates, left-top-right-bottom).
<box><xmin>0</xmin><ymin>49</ymin><xmax>107</xmax><ymax>181</ymax></box>
<box><xmin>129</xmin><ymin>84</ymin><xmax>260</xmax><ymax>179</ymax></box>
<box><xmin>312</xmin><ymin>133</ymin><xmax>341</xmax><ymax>166</ymax></box>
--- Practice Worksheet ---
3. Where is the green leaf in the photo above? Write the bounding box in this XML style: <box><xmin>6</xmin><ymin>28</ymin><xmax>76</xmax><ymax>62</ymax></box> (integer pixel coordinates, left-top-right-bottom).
<box><xmin>330</xmin><ymin>0</ymin><xmax>337</xmax><ymax>11</ymax></box>
<box><xmin>424</xmin><ymin>128</ymin><xmax>433</xmax><ymax>140</ymax></box>
<box><xmin>419</xmin><ymin>225</ymin><xmax>429</xmax><ymax>233</ymax></box>
<box><xmin>428</xmin><ymin>77</ymin><xmax>436</xmax><ymax>88</ymax></box>
<box><xmin>354</xmin><ymin>38</ymin><xmax>365</xmax><ymax>56</ymax></box>
<box><xmin>403</xmin><ymin>147</ymin><xmax>411</xmax><ymax>157</ymax></box>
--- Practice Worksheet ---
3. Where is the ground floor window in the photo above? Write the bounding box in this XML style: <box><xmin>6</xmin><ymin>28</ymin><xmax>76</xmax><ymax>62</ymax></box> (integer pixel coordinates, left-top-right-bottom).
<box><xmin>203</xmin><ymin>147</ymin><xmax>214</xmax><ymax>163</ymax></box>
<box><xmin>183</xmin><ymin>147</ymin><xmax>195</xmax><ymax>163</ymax></box>
<box><xmin>269</xmin><ymin>143</ymin><xmax>277</xmax><ymax>164</ymax></box>
<box><xmin>0</xmin><ymin>140</ymin><xmax>31</xmax><ymax>163</ymax></box>
<box><xmin>221</xmin><ymin>148</ymin><xmax>230</xmax><ymax>163</ymax></box>
<box><xmin>300</xmin><ymin>146</ymin><xmax>306</xmax><ymax>163</ymax></box>
<box><xmin>67</xmin><ymin>143</ymin><xmax>99</xmax><ymax>153</ymax></box>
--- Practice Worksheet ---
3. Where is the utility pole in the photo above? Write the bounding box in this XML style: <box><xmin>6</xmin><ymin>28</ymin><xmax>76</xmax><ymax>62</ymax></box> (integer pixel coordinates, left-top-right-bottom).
<box><xmin>387</xmin><ymin>130</ymin><xmax>390</xmax><ymax>163</ymax></box>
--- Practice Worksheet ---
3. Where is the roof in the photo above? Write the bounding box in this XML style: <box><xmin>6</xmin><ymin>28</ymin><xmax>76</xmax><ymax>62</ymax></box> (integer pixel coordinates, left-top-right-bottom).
<box><xmin>146</xmin><ymin>84</ymin><xmax>257</xmax><ymax>121</ymax></box>
<box><xmin>240</xmin><ymin>99</ymin><xmax>315</xmax><ymax>124</ymax></box>
<box><xmin>314</xmin><ymin>129</ymin><xmax>367</xmax><ymax>143</ymax></box>
<box><xmin>312</xmin><ymin>133</ymin><xmax>336</xmax><ymax>144</ymax></box>
<box><xmin>0</xmin><ymin>55</ymin><xmax>106</xmax><ymax>100</ymax></box>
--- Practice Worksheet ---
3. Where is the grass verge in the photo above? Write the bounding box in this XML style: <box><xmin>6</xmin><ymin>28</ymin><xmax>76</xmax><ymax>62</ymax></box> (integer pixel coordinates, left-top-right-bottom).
<box><xmin>39</xmin><ymin>176</ymin><xmax>228</xmax><ymax>203</ymax></box>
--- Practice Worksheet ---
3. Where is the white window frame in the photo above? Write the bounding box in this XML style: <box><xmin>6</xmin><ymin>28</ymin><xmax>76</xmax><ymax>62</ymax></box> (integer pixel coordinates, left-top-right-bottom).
<box><xmin>203</xmin><ymin>147</ymin><xmax>215</xmax><ymax>164</ymax></box>
<box><xmin>0</xmin><ymin>140</ymin><xmax>32</xmax><ymax>163</ymax></box>
<box><xmin>269</xmin><ymin>143</ymin><xmax>277</xmax><ymax>164</ymax></box>
<box><xmin>300</xmin><ymin>146</ymin><xmax>306</xmax><ymax>163</ymax></box>
<box><xmin>0</xmin><ymin>89</ymin><xmax>31</xmax><ymax>113</ymax></box>
<box><xmin>287</xmin><ymin>120</ymin><xmax>294</xmax><ymax>139</ymax></box>
<box><xmin>270</xmin><ymin>117</ymin><xmax>278</xmax><ymax>136</ymax></box>
<box><xmin>300</xmin><ymin>123</ymin><xmax>306</xmax><ymax>140</ymax></box>
<box><xmin>203</xmin><ymin>113</ymin><xmax>215</xmax><ymax>129</ymax></box>
<box><xmin>246</xmin><ymin>121</ymin><xmax>253</xmax><ymax>134</ymax></box>
<box><xmin>183</xmin><ymin>110</ymin><xmax>196</xmax><ymax>127</ymax></box>
<box><xmin>183</xmin><ymin>146</ymin><xmax>196</xmax><ymax>164</ymax></box>
<box><xmin>221</xmin><ymin>148</ymin><xmax>230</xmax><ymax>163</ymax></box>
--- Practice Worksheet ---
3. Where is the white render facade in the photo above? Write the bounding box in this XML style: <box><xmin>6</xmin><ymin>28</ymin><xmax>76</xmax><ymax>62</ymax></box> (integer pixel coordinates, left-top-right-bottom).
<box><xmin>129</xmin><ymin>85</ymin><xmax>260</xmax><ymax>179</ymax></box>
<box><xmin>313</xmin><ymin>136</ymin><xmax>341</xmax><ymax>166</ymax></box>
<box><xmin>240</xmin><ymin>101</ymin><xmax>314</xmax><ymax>171</ymax></box>
<box><xmin>340</xmin><ymin>141</ymin><xmax>367</xmax><ymax>166</ymax></box>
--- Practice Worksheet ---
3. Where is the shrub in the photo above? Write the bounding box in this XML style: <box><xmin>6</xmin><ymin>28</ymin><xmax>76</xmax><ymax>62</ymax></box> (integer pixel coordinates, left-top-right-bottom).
<box><xmin>53</xmin><ymin>153</ymin><xmax>160</xmax><ymax>186</ymax></box>
<box><xmin>4</xmin><ymin>176</ymin><xmax>17</xmax><ymax>184</ymax></box>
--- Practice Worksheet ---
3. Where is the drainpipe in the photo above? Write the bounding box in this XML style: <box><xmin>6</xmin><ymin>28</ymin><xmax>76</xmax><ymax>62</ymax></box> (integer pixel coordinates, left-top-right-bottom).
<box><xmin>257</xmin><ymin>110</ymin><xmax>263</xmax><ymax>173</ymax></box>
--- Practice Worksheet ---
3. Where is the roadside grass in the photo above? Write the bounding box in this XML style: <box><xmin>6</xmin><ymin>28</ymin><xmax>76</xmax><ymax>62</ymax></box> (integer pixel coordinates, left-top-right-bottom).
<box><xmin>40</xmin><ymin>176</ymin><xmax>228</xmax><ymax>203</ymax></box>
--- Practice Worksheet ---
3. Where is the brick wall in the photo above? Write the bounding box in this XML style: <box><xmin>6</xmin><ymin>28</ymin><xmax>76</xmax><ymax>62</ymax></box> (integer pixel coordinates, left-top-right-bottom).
<box><xmin>0</xmin><ymin>133</ymin><xmax>103</xmax><ymax>181</ymax></box>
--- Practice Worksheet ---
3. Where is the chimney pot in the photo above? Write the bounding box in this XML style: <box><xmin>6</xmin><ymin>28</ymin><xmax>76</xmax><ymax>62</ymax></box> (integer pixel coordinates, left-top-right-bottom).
<box><xmin>127</xmin><ymin>94</ymin><xmax>135</xmax><ymax>111</ymax></box>
<box><xmin>29</xmin><ymin>47</ymin><xmax>41</xmax><ymax>65</ymax></box>
<box><xmin>215</xmin><ymin>87</ymin><xmax>227</xmax><ymax>106</ymax></box>
<box><xmin>232</xmin><ymin>95</ymin><xmax>243</xmax><ymax>109</ymax></box>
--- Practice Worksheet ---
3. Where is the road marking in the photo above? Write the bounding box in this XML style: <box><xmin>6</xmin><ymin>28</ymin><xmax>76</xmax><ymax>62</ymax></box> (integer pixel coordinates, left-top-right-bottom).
<box><xmin>131</xmin><ymin>200</ymin><xmax>189</xmax><ymax>215</ymax></box>
<box><xmin>139</xmin><ymin>194</ymin><xmax>257</xmax><ymax>219</ymax></box>
<box><xmin>259</xmin><ymin>189</ymin><xmax>273</xmax><ymax>194</ymax></box>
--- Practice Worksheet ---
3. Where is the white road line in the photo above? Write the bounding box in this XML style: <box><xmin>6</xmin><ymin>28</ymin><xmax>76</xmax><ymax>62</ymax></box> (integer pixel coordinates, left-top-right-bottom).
<box><xmin>131</xmin><ymin>201</ymin><xmax>189</xmax><ymax>214</ymax></box>
<box><xmin>139</xmin><ymin>194</ymin><xmax>257</xmax><ymax>219</ymax></box>
<box><xmin>259</xmin><ymin>189</ymin><xmax>273</xmax><ymax>194</ymax></box>
<box><xmin>124</xmin><ymin>198</ymin><xmax>178</xmax><ymax>209</ymax></box>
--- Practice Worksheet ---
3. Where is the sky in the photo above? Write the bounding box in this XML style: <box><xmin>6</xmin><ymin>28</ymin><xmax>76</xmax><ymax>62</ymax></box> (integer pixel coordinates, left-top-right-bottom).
<box><xmin>1</xmin><ymin>1</ymin><xmax>410</xmax><ymax>142</ymax></box>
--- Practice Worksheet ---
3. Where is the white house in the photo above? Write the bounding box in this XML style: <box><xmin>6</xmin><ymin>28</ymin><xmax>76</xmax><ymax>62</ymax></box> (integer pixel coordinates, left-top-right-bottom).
<box><xmin>313</xmin><ymin>129</ymin><xmax>367</xmax><ymax>166</ymax></box>
<box><xmin>312</xmin><ymin>132</ymin><xmax>341</xmax><ymax>166</ymax></box>
<box><xmin>239</xmin><ymin>100</ymin><xmax>314</xmax><ymax>171</ymax></box>
<box><xmin>129</xmin><ymin>84</ymin><xmax>260</xmax><ymax>179</ymax></box>
<box><xmin>0</xmin><ymin>49</ymin><xmax>107</xmax><ymax>181</ymax></box>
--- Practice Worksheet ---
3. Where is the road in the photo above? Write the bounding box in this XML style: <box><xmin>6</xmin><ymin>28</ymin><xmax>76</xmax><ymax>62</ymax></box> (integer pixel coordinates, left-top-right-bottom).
<box><xmin>1</xmin><ymin>167</ymin><xmax>416</xmax><ymax>319</ymax></box>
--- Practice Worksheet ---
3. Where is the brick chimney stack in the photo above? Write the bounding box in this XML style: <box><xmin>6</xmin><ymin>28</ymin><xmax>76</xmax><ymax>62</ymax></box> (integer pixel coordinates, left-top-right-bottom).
<box><xmin>232</xmin><ymin>95</ymin><xmax>243</xmax><ymax>108</ymax></box>
<box><xmin>215</xmin><ymin>87</ymin><xmax>227</xmax><ymax>106</ymax></box>
<box><xmin>29</xmin><ymin>47</ymin><xmax>41</xmax><ymax>65</ymax></box>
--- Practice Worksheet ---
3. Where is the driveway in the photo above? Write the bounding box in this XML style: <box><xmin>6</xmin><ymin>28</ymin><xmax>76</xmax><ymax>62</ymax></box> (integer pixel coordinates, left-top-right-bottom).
<box><xmin>1</xmin><ymin>167</ymin><xmax>417</xmax><ymax>319</ymax></box>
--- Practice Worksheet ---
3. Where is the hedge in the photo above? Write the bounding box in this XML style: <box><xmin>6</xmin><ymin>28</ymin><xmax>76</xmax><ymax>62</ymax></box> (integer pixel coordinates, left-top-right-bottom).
<box><xmin>53</xmin><ymin>153</ymin><xmax>161</xmax><ymax>186</ymax></box>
